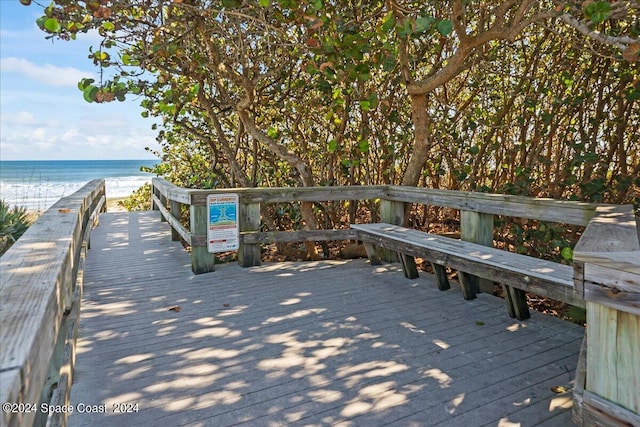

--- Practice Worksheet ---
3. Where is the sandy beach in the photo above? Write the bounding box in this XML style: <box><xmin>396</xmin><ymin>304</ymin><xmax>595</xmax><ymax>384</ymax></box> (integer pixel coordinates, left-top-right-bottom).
<box><xmin>25</xmin><ymin>197</ymin><xmax>129</xmax><ymax>220</ymax></box>
<box><xmin>105</xmin><ymin>197</ymin><xmax>128</xmax><ymax>212</ymax></box>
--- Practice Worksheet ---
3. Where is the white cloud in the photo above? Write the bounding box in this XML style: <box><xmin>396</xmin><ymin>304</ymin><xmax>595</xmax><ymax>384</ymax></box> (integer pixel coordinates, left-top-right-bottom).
<box><xmin>0</xmin><ymin>111</ymin><xmax>35</xmax><ymax>125</ymax></box>
<box><xmin>0</xmin><ymin>57</ymin><xmax>93</xmax><ymax>87</ymax></box>
<box><xmin>0</xmin><ymin>111</ymin><xmax>59</xmax><ymax>128</ymax></box>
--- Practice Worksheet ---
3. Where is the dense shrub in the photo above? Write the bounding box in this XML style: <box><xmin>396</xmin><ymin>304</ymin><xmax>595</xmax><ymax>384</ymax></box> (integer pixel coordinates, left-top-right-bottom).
<box><xmin>117</xmin><ymin>183</ymin><xmax>152</xmax><ymax>211</ymax></box>
<box><xmin>0</xmin><ymin>200</ymin><xmax>31</xmax><ymax>256</ymax></box>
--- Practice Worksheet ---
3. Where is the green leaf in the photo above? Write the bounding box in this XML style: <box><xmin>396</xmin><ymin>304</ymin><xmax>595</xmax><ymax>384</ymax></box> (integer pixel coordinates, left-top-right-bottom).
<box><xmin>358</xmin><ymin>139</ymin><xmax>370</xmax><ymax>153</ymax></box>
<box><xmin>78</xmin><ymin>78</ymin><xmax>95</xmax><ymax>91</ymax></box>
<box><xmin>327</xmin><ymin>139</ymin><xmax>338</xmax><ymax>153</ymax></box>
<box><xmin>397</xmin><ymin>18</ymin><xmax>413</xmax><ymax>38</ymax></box>
<box><xmin>561</xmin><ymin>247</ymin><xmax>573</xmax><ymax>261</ymax></box>
<box><xmin>584</xmin><ymin>1</ymin><xmax>611</xmax><ymax>24</ymax></box>
<box><xmin>359</xmin><ymin>100</ymin><xmax>371</xmax><ymax>111</ymax></box>
<box><xmin>414</xmin><ymin>15</ymin><xmax>434</xmax><ymax>34</ymax></box>
<box><xmin>44</xmin><ymin>17</ymin><xmax>60</xmax><ymax>33</ymax></box>
<box><xmin>381</xmin><ymin>12</ymin><xmax>395</xmax><ymax>33</ymax></box>
<box><xmin>259</xmin><ymin>0</ymin><xmax>270</xmax><ymax>6</ymax></box>
<box><xmin>36</xmin><ymin>16</ymin><xmax>46</xmax><ymax>30</ymax></box>
<box><xmin>83</xmin><ymin>86</ymin><xmax>98</xmax><ymax>103</ymax></box>
<box><xmin>102</xmin><ymin>21</ymin><xmax>115</xmax><ymax>31</ymax></box>
<box><xmin>267</xmin><ymin>126</ymin><xmax>278</xmax><ymax>138</ymax></box>
<box><xmin>436</xmin><ymin>19</ymin><xmax>453</xmax><ymax>36</ymax></box>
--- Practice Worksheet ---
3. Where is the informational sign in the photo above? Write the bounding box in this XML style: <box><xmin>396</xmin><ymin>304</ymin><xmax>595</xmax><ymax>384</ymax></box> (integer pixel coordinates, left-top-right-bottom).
<box><xmin>207</xmin><ymin>193</ymin><xmax>239</xmax><ymax>253</ymax></box>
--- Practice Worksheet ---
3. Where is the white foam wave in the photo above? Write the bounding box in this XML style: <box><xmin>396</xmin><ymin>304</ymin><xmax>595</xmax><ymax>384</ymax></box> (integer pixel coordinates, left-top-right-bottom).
<box><xmin>0</xmin><ymin>177</ymin><xmax>152</xmax><ymax>211</ymax></box>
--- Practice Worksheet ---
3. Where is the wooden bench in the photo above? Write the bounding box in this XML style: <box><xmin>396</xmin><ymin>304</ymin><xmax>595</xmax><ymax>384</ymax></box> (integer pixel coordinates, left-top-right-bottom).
<box><xmin>351</xmin><ymin>222</ymin><xmax>584</xmax><ymax>320</ymax></box>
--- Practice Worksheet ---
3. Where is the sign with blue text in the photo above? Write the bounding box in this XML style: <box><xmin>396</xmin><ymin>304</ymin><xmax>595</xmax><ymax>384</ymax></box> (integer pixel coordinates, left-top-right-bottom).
<box><xmin>207</xmin><ymin>193</ymin><xmax>239</xmax><ymax>253</ymax></box>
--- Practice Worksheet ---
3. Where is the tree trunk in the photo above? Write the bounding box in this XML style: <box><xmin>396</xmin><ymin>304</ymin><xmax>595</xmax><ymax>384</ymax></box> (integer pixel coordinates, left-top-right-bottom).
<box><xmin>401</xmin><ymin>93</ymin><xmax>432</xmax><ymax>187</ymax></box>
<box><xmin>237</xmin><ymin>108</ymin><xmax>320</xmax><ymax>259</ymax></box>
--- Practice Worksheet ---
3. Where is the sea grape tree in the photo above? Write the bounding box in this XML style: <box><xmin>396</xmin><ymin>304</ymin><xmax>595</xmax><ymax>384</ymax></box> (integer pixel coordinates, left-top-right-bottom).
<box><xmin>26</xmin><ymin>0</ymin><xmax>639</xmax><ymax>204</ymax></box>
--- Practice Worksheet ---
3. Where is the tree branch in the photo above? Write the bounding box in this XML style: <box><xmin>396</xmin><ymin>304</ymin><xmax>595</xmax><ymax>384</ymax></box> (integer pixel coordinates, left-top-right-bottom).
<box><xmin>558</xmin><ymin>13</ymin><xmax>639</xmax><ymax>51</ymax></box>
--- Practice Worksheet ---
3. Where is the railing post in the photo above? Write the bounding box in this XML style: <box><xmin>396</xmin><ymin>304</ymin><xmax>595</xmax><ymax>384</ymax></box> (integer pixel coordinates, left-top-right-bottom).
<box><xmin>190</xmin><ymin>200</ymin><xmax>216</xmax><ymax>274</ymax></box>
<box><xmin>460</xmin><ymin>210</ymin><xmax>528</xmax><ymax>317</ymax></box>
<box><xmin>573</xmin><ymin>207</ymin><xmax>640</xmax><ymax>426</ymax></box>
<box><xmin>379</xmin><ymin>199</ymin><xmax>401</xmax><ymax>263</ymax></box>
<box><xmin>379</xmin><ymin>199</ymin><xmax>418</xmax><ymax>278</ymax></box>
<box><xmin>151</xmin><ymin>182</ymin><xmax>159</xmax><ymax>211</ymax></box>
<box><xmin>159</xmin><ymin>192</ymin><xmax>168</xmax><ymax>222</ymax></box>
<box><xmin>239</xmin><ymin>202</ymin><xmax>261</xmax><ymax>267</ymax></box>
<box><xmin>170</xmin><ymin>200</ymin><xmax>182</xmax><ymax>242</ymax></box>
<box><xmin>459</xmin><ymin>212</ymin><xmax>491</xmax><ymax>297</ymax></box>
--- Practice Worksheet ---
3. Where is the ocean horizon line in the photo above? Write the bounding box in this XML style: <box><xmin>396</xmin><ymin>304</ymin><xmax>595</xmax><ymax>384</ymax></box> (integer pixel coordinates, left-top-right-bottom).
<box><xmin>1</xmin><ymin>159</ymin><xmax>158</xmax><ymax>211</ymax></box>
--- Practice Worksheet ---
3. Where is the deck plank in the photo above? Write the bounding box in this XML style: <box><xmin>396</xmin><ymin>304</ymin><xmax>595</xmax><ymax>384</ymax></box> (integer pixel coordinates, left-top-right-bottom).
<box><xmin>68</xmin><ymin>212</ymin><xmax>583</xmax><ymax>426</ymax></box>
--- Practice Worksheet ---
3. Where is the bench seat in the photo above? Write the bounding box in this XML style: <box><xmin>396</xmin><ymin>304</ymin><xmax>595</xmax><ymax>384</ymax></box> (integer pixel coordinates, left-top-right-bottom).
<box><xmin>351</xmin><ymin>223</ymin><xmax>583</xmax><ymax>317</ymax></box>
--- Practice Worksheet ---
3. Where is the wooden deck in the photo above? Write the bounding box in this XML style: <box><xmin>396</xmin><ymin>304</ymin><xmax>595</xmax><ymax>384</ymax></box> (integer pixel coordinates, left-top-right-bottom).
<box><xmin>68</xmin><ymin>211</ymin><xmax>584</xmax><ymax>427</ymax></box>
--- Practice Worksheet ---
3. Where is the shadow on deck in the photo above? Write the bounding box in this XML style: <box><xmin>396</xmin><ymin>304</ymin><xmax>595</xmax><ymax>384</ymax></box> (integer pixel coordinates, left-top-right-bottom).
<box><xmin>69</xmin><ymin>211</ymin><xmax>584</xmax><ymax>427</ymax></box>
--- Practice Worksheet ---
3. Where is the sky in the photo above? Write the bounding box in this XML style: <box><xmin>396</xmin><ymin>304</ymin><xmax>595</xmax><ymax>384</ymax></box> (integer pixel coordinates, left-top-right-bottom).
<box><xmin>0</xmin><ymin>1</ymin><xmax>160</xmax><ymax>160</ymax></box>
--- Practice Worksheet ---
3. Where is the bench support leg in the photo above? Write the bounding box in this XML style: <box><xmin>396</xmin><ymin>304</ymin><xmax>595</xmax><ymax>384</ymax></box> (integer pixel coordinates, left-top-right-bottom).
<box><xmin>432</xmin><ymin>263</ymin><xmax>450</xmax><ymax>291</ymax></box>
<box><xmin>363</xmin><ymin>242</ymin><xmax>382</xmax><ymax>265</ymax></box>
<box><xmin>399</xmin><ymin>253</ymin><xmax>419</xmax><ymax>279</ymax></box>
<box><xmin>461</xmin><ymin>211</ymin><xmax>494</xmax><ymax>293</ymax></box>
<box><xmin>503</xmin><ymin>285</ymin><xmax>530</xmax><ymax>320</ymax></box>
<box><xmin>458</xmin><ymin>272</ymin><xmax>478</xmax><ymax>300</ymax></box>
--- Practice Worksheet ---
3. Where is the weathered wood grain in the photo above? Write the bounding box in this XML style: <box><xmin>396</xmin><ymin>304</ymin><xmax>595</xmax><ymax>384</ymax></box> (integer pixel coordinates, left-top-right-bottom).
<box><xmin>151</xmin><ymin>194</ymin><xmax>191</xmax><ymax>245</ymax></box>
<box><xmin>380</xmin><ymin>199</ymin><xmax>418</xmax><ymax>277</ymax></box>
<box><xmin>0</xmin><ymin>180</ymin><xmax>105</xmax><ymax>427</ymax></box>
<box><xmin>189</xmin><ymin>185</ymin><xmax>388</xmax><ymax>206</ymax></box>
<box><xmin>586</xmin><ymin>303</ymin><xmax>640</xmax><ymax>416</ymax></box>
<box><xmin>169</xmin><ymin>200</ymin><xmax>182</xmax><ymax>242</ymax></box>
<box><xmin>386</xmin><ymin>186</ymin><xmax>599</xmax><ymax>226</ymax></box>
<box><xmin>152</xmin><ymin>179</ymin><xmax>601</xmax><ymax>229</ymax></box>
<box><xmin>459</xmin><ymin>210</ymin><xmax>496</xmax><ymax>301</ymax></box>
<box><xmin>241</xmin><ymin>229</ymin><xmax>359</xmax><ymax>244</ymax></box>
<box><xmin>189</xmin><ymin>203</ymin><xmax>215</xmax><ymax>274</ymax></box>
<box><xmin>573</xmin><ymin>204</ymin><xmax>640</xmax><ymax>425</ymax></box>
<box><xmin>582</xmin><ymin>390</ymin><xmax>640</xmax><ymax>427</ymax></box>
<box><xmin>66</xmin><ymin>211</ymin><xmax>584</xmax><ymax>427</ymax></box>
<box><xmin>151</xmin><ymin>177</ymin><xmax>191</xmax><ymax>205</ymax></box>
<box><xmin>583</xmin><ymin>264</ymin><xmax>640</xmax><ymax>315</ymax></box>
<box><xmin>351</xmin><ymin>223</ymin><xmax>583</xmax><ymax>307</ymax></box>
<box><xmin>432</xmin><ymin>263</ymin><xmax>451</xmax><ymax>291</ymax></box>
<box><xmin>574</xmin><ymin>205</ymin><xmax>639</xmax><ymax>254</ymax></box>
<box><xmin>572</xmin><ymin>334</ymin><xmax>587</xmax><ymax>426</ymax></box>
<box><xmin>238</xmin><ymin>202</ymin><xmax>261</xmax><ymax>267</ymax></box>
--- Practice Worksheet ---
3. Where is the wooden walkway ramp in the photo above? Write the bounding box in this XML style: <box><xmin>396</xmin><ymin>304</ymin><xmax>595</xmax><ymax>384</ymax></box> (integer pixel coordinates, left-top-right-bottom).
<box><xmin>69</xmin><ymin>211</ymin><xmax>584</xmax><ymax>427</ymax></box>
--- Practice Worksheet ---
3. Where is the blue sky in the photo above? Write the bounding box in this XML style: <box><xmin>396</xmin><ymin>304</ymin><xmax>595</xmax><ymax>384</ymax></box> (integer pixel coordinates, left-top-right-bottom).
<box><xmin>0</xmin><ymin>1</ymin><xmax>159</xmax><ymax>160</ymax></box>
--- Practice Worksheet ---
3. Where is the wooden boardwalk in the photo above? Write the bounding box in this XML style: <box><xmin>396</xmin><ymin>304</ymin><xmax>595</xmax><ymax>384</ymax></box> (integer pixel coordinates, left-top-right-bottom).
<box><xmin>68</xmin><ymin>211</ymin><xmax>584</xmax><ymax>427</ymax></box>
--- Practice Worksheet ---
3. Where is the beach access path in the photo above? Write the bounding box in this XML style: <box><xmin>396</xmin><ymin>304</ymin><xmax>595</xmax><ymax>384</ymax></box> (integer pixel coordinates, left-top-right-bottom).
<box><xmin>67</xmin><ymin>211</ymin><xmax>584</xmax><ymax>426</ymax></box>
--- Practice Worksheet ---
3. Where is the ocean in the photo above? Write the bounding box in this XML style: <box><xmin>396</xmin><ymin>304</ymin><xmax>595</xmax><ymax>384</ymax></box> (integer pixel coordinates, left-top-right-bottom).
<box><xmin>0</xmin><ymin>160</ymin><xmax>158</xmax><ymax>211</ymax></box>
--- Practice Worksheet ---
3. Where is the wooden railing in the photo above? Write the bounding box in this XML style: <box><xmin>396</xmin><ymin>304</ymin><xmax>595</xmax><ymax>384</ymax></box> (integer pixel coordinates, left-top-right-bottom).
<box><xmin>152</xmin><ymin>177</ymin><xmax>601</xmax><ymax>274</ymax></box>
<box><xmin>0</xmin><ymin>180</ymin><xmax>106</xmax><ymax>427</ymax></box>
<box><xmin>572</xmin><ymin>206</ymin><xmax>640</xmax><ymax>426</ymax></box>
<box><xmin>2</xmin><ymin>178</ymin><xmax>635</xmax><ymax>426</ymax></box>
<box><xmin>152</xmin><ymin>177</ymin><xmax>639</xmax><ymax>426</ymax></box>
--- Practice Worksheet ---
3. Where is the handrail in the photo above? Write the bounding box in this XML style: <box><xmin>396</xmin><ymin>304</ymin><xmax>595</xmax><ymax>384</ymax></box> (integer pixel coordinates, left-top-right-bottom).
<box><xmin>1</xmin><ymin>177</ymin><xmax>631</xmax><ymax>426</ymax></box>
<box><xmin>0</xmin><ymin>179</ymin><xmax>106</xmax><ymax>427</ymax></box>
<box><xmin>150</xmin><ymin>177</ymin><xmax>609</xmax><ymax>274</ymax></box>
<box><xmin>572</xmin><ymin>205</ymin><xmax>639</xmax><ymax>425</ymax></box>
<box><xmin>386</xmin><ymin>185</ymin><xmax>602</xmax><ymax>226</ymax></box>
<box><xmin>152</xmin><ymin>177</ymin><xmax>640</xmax><ymax>426</ymax></box>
